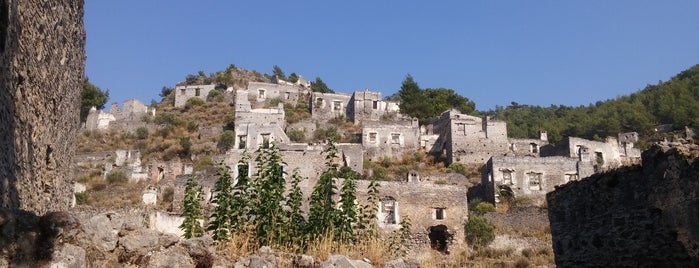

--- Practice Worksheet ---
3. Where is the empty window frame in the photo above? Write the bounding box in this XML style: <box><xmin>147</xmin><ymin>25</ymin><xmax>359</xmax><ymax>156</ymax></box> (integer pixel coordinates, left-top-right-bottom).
<box><xmin>238</xmin><ymin>135</ymin><xmax>247</xmax><ymax>149</ymax></box>
<box><xmin>368</xmin><ymin>132</ymin><xmax>378</xmax><ymax>143</ymax></box>
<box><xmin>258</xmin><ymin>89</ymin><xmax>266</xmax><ymax>99</ymax></box>
<box><xmin>435</xmin><ymin>208</ymin><xmax>445</xmax><ymax>220</ymax></box>
<box><xmin>391</xmin><ymin>133</ymin><xmax>401</xmax><ymax>145</ymax></box>
<box><xmin>502</xmin><ymin>169</ymin><xmax>514</xmax><ymax>185</ymax></box>
<box><xmin>381</xmin><ymin>197</ymin><xmax>397</xmax><ymax>224</ymax></box>
<box><xmin>332</xmin><ymin>100</ymin><xmax>342</xmax><ymax>111</ymax></box>
<box><xmin>528</xmin><ymin>172</ymin><xmax>542</xmax><ymax>191</ymax></box>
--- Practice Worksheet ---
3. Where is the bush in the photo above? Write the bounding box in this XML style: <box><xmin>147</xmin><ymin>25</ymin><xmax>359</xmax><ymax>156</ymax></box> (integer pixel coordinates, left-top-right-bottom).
<box><xmin>465</xmin><ymin>215</ymin><xmax>495</xmax><ymax>249</ymax></box>
<box><xmin>74</xmin><ymin>192</ymin><xmax>88</xmax><ymax>205</ymax></box>
<box><xmin>218</xmin><ymin>130</ymin><xmax>236</xmax><ymax>151</ymax></box>
<box><xmin>184</xmin><ymin>97</ymin><xmax>205</xmax><ymax>110</ymax></box>
<box><xmin>106</xmin><ymin>170</ymin><xmax>128</xmax><ymax>184</ymax></box>
<box><xmin>154</xmin><ymin>112</ymin><xmax>183</xmax><ymax>126</ymax></box>
<box><xmin>474</xmin><ymin>202</ymin><xmax>496</xmax><ymax>215</ymax></box>
<box><xmin>207</xmin><ymin>90</ymin><xmax>224</xmax><ymax>102</ymax></box>
<box><xmin>448</xmin><ymin>162</ymin><xmax>468</xmax><ymax>176</ymax></box>
<box><xmin>287</xmin><ymin>129</ymin><xmax>306</xmax><ymax>142</ymax></box>
<box><xmin>135</xmin><ymin>126</ymin><xmax>149</xmax><ymax>139</ymax></box>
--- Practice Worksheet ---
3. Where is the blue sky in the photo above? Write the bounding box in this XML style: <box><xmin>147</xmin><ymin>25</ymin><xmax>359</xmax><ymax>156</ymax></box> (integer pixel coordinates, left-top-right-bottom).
<box><xmin>85</xmin><ymin>1</ymin><xmax>699</xmax><ymax>111</ymax></box>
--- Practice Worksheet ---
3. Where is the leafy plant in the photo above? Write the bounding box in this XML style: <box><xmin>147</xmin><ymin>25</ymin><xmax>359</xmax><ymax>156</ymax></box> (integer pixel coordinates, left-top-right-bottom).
<box><xmin>180</xmin><ymin>175</ymin><xmax>204</xmax><ymax>239</ymax></box>
<box><xmin>465</xmin><ymin>215</ymin><xmax>495</xmax><ymax>249</ymax></box>
<box><xmin>208</xmin><ymin>163</ymin><xmax>235</xmax><ymax>241</ymax></box>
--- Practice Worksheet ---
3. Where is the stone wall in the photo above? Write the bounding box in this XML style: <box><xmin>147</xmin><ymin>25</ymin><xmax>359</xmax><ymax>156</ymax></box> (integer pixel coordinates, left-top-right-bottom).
<box><xmin>349</xmin><ymin>89</ymin><xmax>400</xmax><ymax>124</ymax></box>
<box><xmin>247</xmin><ymin>81</ymin><xmax>308</xmax><ymax>104</ymax></box>
<box><xmin>311</xmin><ymin>92</ymin><xmax>352</xmax><ymax>121</ymax></box>
<box><xmin>546</xmin><ymin>143</ymin><xmax>699</xmax><ymax>267</ymax></box>
<box><xmin>432</xmin><ymin>110</ymin><xmax>509</xmax><ymax>165</ymax></box>
<box><xmin>173</xmin><ymin>84</ymin><xmax>215</xmax><ymax>108</ymax></box>
<box><xmin>0</xmin><ymin>0</ymin><xmax>85</xmax><ymax>214</ymax></box>
<box><xmin>362</xmin><ymin>119</ymin><xmax>420</xmax><ymax>161</ymax></box>
<box><xmin>484</xmin><ymin>156</ymin><xmax>580</xmax><ymax>205</ymax></box>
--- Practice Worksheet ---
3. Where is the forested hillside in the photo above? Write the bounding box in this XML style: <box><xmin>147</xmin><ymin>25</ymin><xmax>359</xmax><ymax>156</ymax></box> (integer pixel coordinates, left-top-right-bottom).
<box><xmin>489</xmin><ymin>64</ymin><xmax>699</xmax><ymax>146</ymax></box>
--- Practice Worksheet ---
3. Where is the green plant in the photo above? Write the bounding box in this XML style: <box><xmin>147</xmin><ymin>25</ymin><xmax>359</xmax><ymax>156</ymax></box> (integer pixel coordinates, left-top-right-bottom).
<box><xmin>135</xmin><ymin>126</ymin><xmax>149</xmax><ymax>139</ymax></box>
<box><xmin>465</xmin><ymin>215</ymin><xmax>495</xmax><ymax>249</ymax></box>
<box><xmin>208</xmin><ymin>163</ymin><xmax>234</xmax><ymax>241</ymax></box>
<box><xmin>180</xmin><ymin>175</ymin><xmax>204</xmax><ymax>239</ymax></box>
<box><xmin>287</xmin><ymin>129</ymin><xmax>306</xmax><ymax>142</ymax></box>
<box><xmin>207</xmin><ymin>89</ymin><xmax>224</xmax><ymax>102</ymax></box>
<box><xmin>219</xmin><ymin>130</ymin><xmax>236</xmax><ymax>151</ymax></box>
<box><xmin>106</xmin><ymin>170</ymin><xmax>128</xmax><ymax>184</ymax></box>
<box><xmin>74</xmin><ymin>192</ymin><xmax>88</xmax><ymax>205</ymax></box>
<box><xmin>448</xmin><ymin>162</ymin><xmax>468</xmax><ymax>176</ymax></box>
<box><xmin>498</xmin><ymin>184</ymin><xmax>515</xmax><ymax>204</ymax></box>
<box><xmin>185</xmin><ymin>97</ymin><xmax>205</xmax><ymax>110</ymax></box>
<box><xmin>474</xmin><ymin>202</ymin><xmax>496</xmax><ymax>215</ymax></box>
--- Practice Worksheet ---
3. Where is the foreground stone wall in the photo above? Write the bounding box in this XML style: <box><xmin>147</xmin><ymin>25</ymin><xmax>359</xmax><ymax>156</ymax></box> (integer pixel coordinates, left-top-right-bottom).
<box><xmin>547</xmin><ymin>143</ymin><xmax>699</xmax><ymax>267</ymax></box>
<box><xmin>0</xmin><ymin>0</ymin><xmax>85</xmax><ymax>214</ymax></box>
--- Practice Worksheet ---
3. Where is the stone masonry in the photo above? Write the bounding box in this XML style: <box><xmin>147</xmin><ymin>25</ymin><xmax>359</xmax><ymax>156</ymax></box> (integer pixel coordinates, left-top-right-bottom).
<box><xmin>173</xmin><ymin>84</ymin><xmax>215</xmax><ymax>108</ymax></box>
<box><xmin>547</xmin><ymin>143</ymin><xmax>699</xmax><ymax>267</ymax></box>
<box><xmin>0</xmin><ymin>0</ymin><xmax>85</xmax><ymax>214</ymax></box>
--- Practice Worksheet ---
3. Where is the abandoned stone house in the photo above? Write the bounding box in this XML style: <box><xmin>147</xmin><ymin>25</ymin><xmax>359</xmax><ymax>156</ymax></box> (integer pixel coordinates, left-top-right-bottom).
<box><xmin>248</xmin><ymin>80</ymin><xmax>310</xmax><ymax>105</ymax></box>
<box><xmin>73</xmin><ymin>149</ymin><xmax>151</xmax><ymax>183</ymax></box>
<box><xmin>362</xmin><ymin>119</ymin><xmax>421</xmax><ymax>161</ymax></box>
<box><xmin>349</xmin><ymin>89</ymin><xmax>400</xmax><ymax>124</ymax></box>
<box><xmin>84</xmin><ymin>99</ymin><xmax>156</xmax><ymax>131</ymax></box>
<box><xmin>311</xmin><ymin>92</ymin><xmax>354</xmax><ymax>121</ymax></box>
<box><xmin>173</xmin><ymin>84</ymin><xmax>216</xmax><ymax>108</ymax></box>
<box><xmin>540</xmin><ymin>134</ymin><xmax>642</xmax><ymax>170</ymax></box>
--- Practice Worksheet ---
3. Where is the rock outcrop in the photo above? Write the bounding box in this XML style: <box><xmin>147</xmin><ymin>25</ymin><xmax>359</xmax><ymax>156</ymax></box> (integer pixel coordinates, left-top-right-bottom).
<box><xmin>547</xmin><ymin>142</ymin><xmax>699</xmax><ymax>267</ymax></box>
<box><xmin>0</xmin><ymin>0</ymin><xmax>85</xmax><ymax>213</ymax></box>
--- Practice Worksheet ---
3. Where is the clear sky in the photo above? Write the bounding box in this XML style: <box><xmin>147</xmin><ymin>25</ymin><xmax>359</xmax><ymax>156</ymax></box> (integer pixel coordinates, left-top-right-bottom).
<box><xmin>85</xmin><ymin>1</ymin><xmax>699</xmax><ymax>111</ymax></box>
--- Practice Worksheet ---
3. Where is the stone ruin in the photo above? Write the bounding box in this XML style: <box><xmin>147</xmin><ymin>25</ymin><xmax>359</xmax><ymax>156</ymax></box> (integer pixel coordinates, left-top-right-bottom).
<box><xmin>84</xmin><ymin>98</ymin><xmax>157</xmax><ymax>132</ymax></box>
<box><xmin>547</xmin><ymin>142</ymin><xmax>699</xmax><ymax>267</ymax></box>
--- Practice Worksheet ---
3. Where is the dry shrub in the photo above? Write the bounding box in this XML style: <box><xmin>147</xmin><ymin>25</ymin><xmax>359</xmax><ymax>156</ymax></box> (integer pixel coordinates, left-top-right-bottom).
<box><xmin>304</xmin><ymin>232</ymin><xmax>394</xmax><ymax>266</ymax></box>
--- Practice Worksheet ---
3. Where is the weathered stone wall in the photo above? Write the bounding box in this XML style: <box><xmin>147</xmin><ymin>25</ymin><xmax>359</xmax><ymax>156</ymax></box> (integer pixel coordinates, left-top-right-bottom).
<box><xmin>247</xmin><ymin>81</ymin><xmax>307</xmax><ymax>104</ymax></box>
<box><xmin>362</xmin><ymin>119</ymin><xmax>420</xmax><ymax>161</ymax></box>
<box><xmin>311</xmin><ymin>92</ymin><xmax>352</xmax><ymax>120</ymax></box>
<box><xmin>433</xmin><ymin>110</ymin><xmax>509</xmax><ymax>165</ymax></box>
<box><xmin>484</xmin><ymin>156</ymin><xmax>579</xmax><ymax>205</ymax></box>
<box><xmin>508</xmin><ymin>137</ymin><xmax>548</xmax><ymax>157</ymax></box>
<box><xmin>349</xmin><ymin>90</ymin><xmax>400</xmax><ymax>124</ymax></box>
<box><xmin>173</xmin><ymin>84</ymin><xmax>215</xmax><ymax>108</ymax></box>
<box><xmin>547</xmin><ymin>143</ymin><xmax>699</xmax><ymax>267</ymax></box>
<box><xmin>0</xmin><ymin>0</ymin><xmax>85</xmax><ymax>214</ymax></box>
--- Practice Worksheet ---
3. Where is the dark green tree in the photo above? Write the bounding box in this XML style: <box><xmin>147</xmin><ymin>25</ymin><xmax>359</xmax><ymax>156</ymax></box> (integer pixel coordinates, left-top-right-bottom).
<box><xmin>273</xmin><ymin>65</ymin><xmax>286</xmax><ymax>80</ymax></box>
<box><xmin>311</xmin><ymin>77</ymin><xmax>334</xmax><ymax>93</ymax></box>
<box><xmin>159</xmin><ymin>86</ymin><xmax>173</xmax><ymax>98</ymax></box>
<box><xmin>180</xmin><ymin>175</ymin><xmax>204</xmax><ymax>239</ymax></box>
<box><xmin>288</xmin><ymin>72</ymin><xmax>299</xmax><ymax>83</ymax></box>
<box><xmin>81</xmin><ymin>78</ymin><xmax>109</xmax><ymax>121</ymax></box>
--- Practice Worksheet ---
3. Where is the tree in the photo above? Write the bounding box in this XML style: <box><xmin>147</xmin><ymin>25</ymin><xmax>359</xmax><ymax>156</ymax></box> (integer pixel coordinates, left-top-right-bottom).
<box><xmin>208</xmin><ymin>163</ymin><xmax>234</xmax><ymax>241</ymax></box>
<box><xmin>218</xmin><ymin>130</ymin><xmax>236</xmax><ymax>151</ymax></box>
<box><xmin>288</xmin><ymin>72</ymin><xmax>299</xmax><ymax>83</ymax></box>
<box><xmin>180</xmin><ymin>175</ymin><xmax>204</xmax><ymax>239</ymax></box>
<box><xmin>80</xmin><ymin>78</ymin><xmax>109</xmax><ymax>121</ymax></box>
<box><xmin>397</xmin><ymin>75</ymin><xmax>431</xmax><ymax>124</ymax></box>
<box><xmin>159</xmin><ymin>86</ymin><xmax>173</xmax><ymax>98</ymax></box>
<box><xmin>272</xmin><ymin>65</ymin><xmax>286</xmax><ymax>80</ymax></box>
<box><xmin>311</xmin><ymin>77</ymin><xmax>334</xmax><ymax>93</ymax></box>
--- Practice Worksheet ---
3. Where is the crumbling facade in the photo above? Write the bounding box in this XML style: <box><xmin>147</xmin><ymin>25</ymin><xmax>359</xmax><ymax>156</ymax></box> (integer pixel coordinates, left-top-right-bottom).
<box><xmin>349</xmin><ymin>89</ymin><xmax>400</xmax><ymax>124</ymax></box>
<box><xmin>174</xmin><ymin>84</ymin><xmax>216</xmax><ymax>108</ymax></box>
<box><xmin>311</xmin><ymin>92</ymin><xmax>353</xmax><ymax>121</ymax></box>
<box><xmin>247</xmin><ymin>80</ymin><xmax>309</xmax><ymax>105</ymax></box>
<box><xmin>430</xmin><ymin>110</ymin><xmax>509</xmax><ymax>165</ymax></box>
<box><xmin>362</xmin><ymin>119</ymin><xmax>420</xmax><ymax>161</ymax></box>
<box><xmin>84</xmin><ymin>99</ymin><xmax>156</xmax><ymax>131</ymax></box>
<box><xmin>541</xmin><ymin>134</ymin><xmax>641</xmax><ymax>171</ymax></box>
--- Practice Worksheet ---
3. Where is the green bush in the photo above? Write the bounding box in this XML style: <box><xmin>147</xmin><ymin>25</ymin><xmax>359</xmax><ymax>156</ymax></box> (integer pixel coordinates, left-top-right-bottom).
<box><xmin>287</xmin><ymin>129</ymin><xmax>306</xmax><ymax>142</ymax></box>
<box><xmin>184</xmin><ymin>97</ymin><xmax>205</xmax><ymax>109</ymax></box>
<box><xmin>207</xmin><ymin>90</ymin><xmax>224</xmax><ymax>102</ymax></box>
<box><xmin>106</xmin><ymin>170</ymin><xmax>128</xmax><ymax>184</ymax></box>
<box><xmin>465</xmin><ymin>215</ymin><xmax>495</xmax><ymax>249</ymax></box>
<box><xmin>474</xmin><ymin>202</ymin><xmax>496</xmax><ymax>215</ymax></box>
<box><xmin>74</xmin><ymin>192</ymin><xmax>88</xmax><ymax>205</ymax></box>
<box><xmin>218</xmin><ymin>130</ymin><xmax>236</xmax><ymax>151</ymax></box>
<box><xmin>135</xmin><ymin>126</ymin><xmax>149</xmax><ymax>139</ymax></box>
<box><xmin>154</xmin><ymin>112</ymin><xmax>183</xmax><ymax>126</ymax></box>
<box><xmin>448</xmin><ymin>162</ymin><xmax>468</xmax><ymax>176</ymax></box>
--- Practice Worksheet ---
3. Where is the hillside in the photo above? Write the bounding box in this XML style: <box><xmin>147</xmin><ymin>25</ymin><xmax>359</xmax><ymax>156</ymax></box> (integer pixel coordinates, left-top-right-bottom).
<box><xmin>490</xmin><ymin>64</ymin><xmax>699</xmax><ymax>146</ymax></box>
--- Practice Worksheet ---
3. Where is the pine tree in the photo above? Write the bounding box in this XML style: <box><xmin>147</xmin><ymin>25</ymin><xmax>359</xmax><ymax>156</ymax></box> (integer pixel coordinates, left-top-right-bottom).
<box><xmin>180</xmin><ymin>175</ymin><xmax>204</xmax><ymax>239</ymax></box>
<box><xmin>208</xmin><ymin>163</ymin><xmax>234</xmax><ymax>241</ymax></box>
